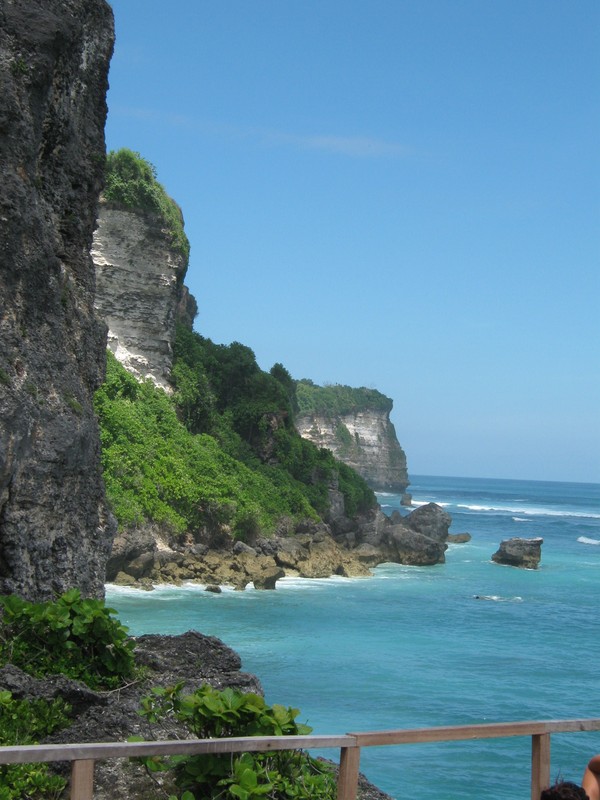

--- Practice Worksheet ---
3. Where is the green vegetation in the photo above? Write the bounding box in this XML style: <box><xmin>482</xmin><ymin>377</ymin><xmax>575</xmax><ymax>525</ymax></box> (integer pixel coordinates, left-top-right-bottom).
<box><xmin>95</xmin><ymin>332</ymin><xmax>375</xmax><ymax>540</ymax></box>
<box><xmin>103</xmin><ymin>149</ymin><xmax>190</xmax><ymax>263</ymax></box>
<box><xmin>0</xmin><ymin>692</ymin><xmax>70</xmax><ymax>800</ymax></box>
<box><xmin>0</xmin><ymin>591</ymin><xmax>140</xmax><ymax>798</ymax></box>
<box><xmin>171</xmin><ymin>325</ymin><xmax>376</xmax><ymax>519</ymax></box>
<box><xmin>296</xmin><ymin>380</ymin><xmax>392</xmax><ymax>417</ymax></box>
<box><xmin>137</xmin><ymin>683</ymin><xmax>336</xmax><ymax>800</ymax></box>
<box><xmin>0</xmin><ymin>589</ymin><xmax>135</xmax><ymax>690</ymax></box>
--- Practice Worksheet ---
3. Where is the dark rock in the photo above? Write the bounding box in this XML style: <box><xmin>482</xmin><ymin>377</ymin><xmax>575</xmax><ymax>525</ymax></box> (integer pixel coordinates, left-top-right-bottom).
<box><xmin>385</xmin><ymin>525</ymin><xmax>447</xmax><ymax>566</ymax></box>
<box><xmin>106</xmin><ymin>527</ymin><xmax>157</xmax><ymax>581</ymax></box>
<box><xmin>0</xmin><ymin>0</ymin><xmax>115</xmax><ymax>600</ymax></box>
<box><xmin>405</xmin><ymin>503</ymin><xmax>452</xmax><ymax>542</ymax></box>
<box><xmin>447</xmin><ymin>533</ymin><xmax>471</xmax><ymax>543</ymax></box>
<box><xmin>32</xmin><ymin>631</ymin><xmax>262</xmax><ymax>800</ymax></box>
<box><xmin>205</xmin><ymin>584</ymin><xmax>221</xmax><ymax>593</ymax></box>
<box><xmin>233</xmin><ymin>540</ymin><xmax>257</xmax><ymax>556</ymax></box>
<box><xmin>253</xmin><ymin>567</ymin><xmax>285</xmax><ymax>590</ymax></box>
<box><xmin>492</xmin><ymin>537</ymin><xmax>543</xmax><ymax>569</ymax></box>
<box><xmin>401</xmin><ymin>492</ymin><xmax>413</xmax><ymax>506</ymax></box>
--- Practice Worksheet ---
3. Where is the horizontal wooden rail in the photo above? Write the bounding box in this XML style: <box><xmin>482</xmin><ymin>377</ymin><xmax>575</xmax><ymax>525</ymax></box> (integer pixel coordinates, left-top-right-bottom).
<box><xmin>0</xmin><ymin>734</ymin><xmax>356</xmax><ymax>764</ymax></box>
<box><xmin>0</xmin><ymin>718</ymin><xmax>598</xmax><ymax>800</ymax></box>
<box><xmin>348</xmin><ymin>718</ymin><xmax>600</xmax><ymax>746</ymax></box>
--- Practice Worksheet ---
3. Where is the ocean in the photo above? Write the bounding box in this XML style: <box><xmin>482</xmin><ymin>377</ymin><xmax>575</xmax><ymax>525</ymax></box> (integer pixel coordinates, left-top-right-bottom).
<box><xmin>106</xmin><ymin>475</ymin><xmax>600</xmax><ymax>800</ymax></box>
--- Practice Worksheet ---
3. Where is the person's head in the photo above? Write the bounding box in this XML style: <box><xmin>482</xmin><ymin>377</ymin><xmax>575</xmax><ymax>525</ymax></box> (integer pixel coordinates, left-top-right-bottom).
<box><xmin>541</xmin><ymin>782</ymin><xmax>589</xmax><ymax>800</ymax></box>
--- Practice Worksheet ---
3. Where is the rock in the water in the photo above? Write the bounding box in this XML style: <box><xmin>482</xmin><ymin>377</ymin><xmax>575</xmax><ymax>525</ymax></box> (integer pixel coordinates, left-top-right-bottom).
<box><xmin>447</xmin><ymin>533</ymin><xmax>471</xmax><ymax>543</ymax></box>
<box><xmin>385</xmin><ymin>524</ymin><xmax>447</xmax><ymax>566</ymax></box>
<box><xmin>253</xmin><ymin>567</ymin><xmax>285</xmax><ymax>590</ymax></box>
<box><xmin>0</xmin><ymin>0</ymin><xmax>116</xmax><ymax>600</ymax></box>
<box><xmin>405</xmin><ymin>502</ymin><xmax>452</xmax><ymax>542</ymax></box>
<box><xmin>492</xmin><ymin>537</ymin><xmax>543</xmax><ymax>569</ymax></box>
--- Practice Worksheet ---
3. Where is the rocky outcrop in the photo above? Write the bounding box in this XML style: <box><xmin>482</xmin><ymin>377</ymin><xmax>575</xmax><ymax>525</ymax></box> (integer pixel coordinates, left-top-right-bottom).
<box><xmin>296</xmin><ymin>407</ymin><xmax>409</xmax><ymax>493</ymax></box>
<box><xmin>0</xmin><ymin>0</ymin><xmax>115</xmax><ymax>600</ymax></box>
<box><xmin>92</xmin><ymin>204</ymin><xmax>188</xmax><ymax>392</ymax></box>
<box><xmin>0</xmin><ymin>632</ymin><xmax>261</xmax><ymax>800</ymax></box>
<box><xmin>492</xmin><ymin>537</ymin><xmax>543</xmax><ymax>569</ymax></box>
<box><xmin>108</xmin><ymin>503</ymin><xmax>451</xmax><ymax>590</ymax></box>
<box><xmin>0</xmin><ymin>633</ymin><xmax>392</xmax><ymax>800</ymax></box>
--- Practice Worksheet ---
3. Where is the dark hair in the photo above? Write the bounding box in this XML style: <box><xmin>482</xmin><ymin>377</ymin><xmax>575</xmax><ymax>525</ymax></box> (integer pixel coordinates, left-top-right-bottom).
<box><xmin>541</xmin><ymin>782</ymin><xmax>589</xmax><ymax>800</ymax></box>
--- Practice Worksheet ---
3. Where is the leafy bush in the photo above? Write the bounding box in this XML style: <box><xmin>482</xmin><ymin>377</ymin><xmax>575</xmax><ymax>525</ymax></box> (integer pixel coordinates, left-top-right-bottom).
<box><xmin>0</xmin><ymin>691</ymin><xmax>70</xmax><ymax>800</ymax></box>
<box><xmin>95</xmin><ymin>352</ymin><xmax>318</xmax><ymax>538</ymax></box>
<box><xmin>0</xmin><ymin>589</ymin><xmax>135</xmax><ymax>690</ymax></box>
<box><xmin>104</xmin><ymin>149</ymin><xmax>190</xmax><ymax>262</ymax></box>
<box><xmin>137</xmin><ymin>684</ymin><xmax>336</xmax><ymax>800</ymax></box>
<box><xmin>296</xmin><ymin>380</ymin><xmax>392</xmax><ymax>417</ymax></box>
<box><xmin>172</xmin><ymin>326</ymin><xmax>376</xmax><ymax>518</ymax></box>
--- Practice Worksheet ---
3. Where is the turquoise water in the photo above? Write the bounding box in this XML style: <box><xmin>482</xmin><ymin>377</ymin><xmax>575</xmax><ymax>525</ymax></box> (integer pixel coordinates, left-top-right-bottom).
<box><xmin>106</xmin><ymin>475</ymin><xmax>600</xmax><ymax>800</ymax></box>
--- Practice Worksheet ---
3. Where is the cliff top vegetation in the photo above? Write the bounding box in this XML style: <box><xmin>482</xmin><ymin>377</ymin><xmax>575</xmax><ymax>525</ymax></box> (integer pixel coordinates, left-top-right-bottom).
<box><xmin>95</xmin><ymin>329</ymin><xmax>376</xmax><ymax>544</ymax></box>
<box><xmin>296</xmin><ymin>380</ymin><xmax>393</xmax><ymax>417</ymax></box>
<box><xmin>103</xmin><ymin>148</ymin><xmax>190</xmax><ymax>264</ymax></box>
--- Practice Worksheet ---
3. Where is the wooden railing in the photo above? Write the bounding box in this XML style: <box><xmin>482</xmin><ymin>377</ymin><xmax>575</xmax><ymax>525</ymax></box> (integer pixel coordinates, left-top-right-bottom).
<box><xmin>1</xmin><ymin>718</ymin><xmax>599</xmax><ymax>800</ymax></box>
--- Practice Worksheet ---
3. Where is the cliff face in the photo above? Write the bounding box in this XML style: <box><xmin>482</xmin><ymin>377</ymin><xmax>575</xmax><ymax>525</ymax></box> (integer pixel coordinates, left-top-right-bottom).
<box><xmin>0</xmin><ymin>1</ymin><xmax>115</xmax><ymax>600</ymax></box>
<box><xmin>92</xmin><ymin>204</ymin><xmax>188</xmax><ymax>392</ymax></box>
<box><xmin>296</xmin><ymin>408</ymin><xmax>409</xmax><ymax>493</ymax></box>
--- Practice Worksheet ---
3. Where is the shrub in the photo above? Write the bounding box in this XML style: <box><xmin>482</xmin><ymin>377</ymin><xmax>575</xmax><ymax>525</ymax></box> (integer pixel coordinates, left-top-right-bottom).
<box><xmin>104</xmin><ymin>149</ymin><xmax>190</xmax><ymax>263</ymax></box>
<box><xmin>0</xmin><ymin>691</ymin><xmax>71</xmax><ymax>799</ymax></box>
<box><xmin>137</xmin><ymin>684</ymin><xmax>336</xmax><ymax>800</ymax></box>
<box><xmin>0</xmin><ymin>589</ymin><xmax>136</xmax><ymax>690</ymax></box>
<box><xmin>295</xmin><ymin>380</ymin><xmax>392</xmax><ymax>417</ymax></box>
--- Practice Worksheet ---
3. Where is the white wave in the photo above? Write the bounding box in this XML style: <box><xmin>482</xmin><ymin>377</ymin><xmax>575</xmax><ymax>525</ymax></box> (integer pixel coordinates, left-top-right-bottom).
<box><xmin>578</xmin><ymin>536</ymin><xmax>600</xmax><ymax>546</ymax></box>
<box><xmin>512</xmin><ymin>517</ymin><xmax>529</xmax><ymax>522</ymax></box>
<box><xmin>473</xmin><ymin>595</ymin><xmax>523</xmax><ymax>602</ymax></box>
<box><xmin>457</xmin><ymin>503</ymin><xmax>600</xmax><ymax>519</ymax></box>
<box><xmin>409</xmin><ymin>499</ymin><xmax>451</xmax><ymax>508</ymax></box>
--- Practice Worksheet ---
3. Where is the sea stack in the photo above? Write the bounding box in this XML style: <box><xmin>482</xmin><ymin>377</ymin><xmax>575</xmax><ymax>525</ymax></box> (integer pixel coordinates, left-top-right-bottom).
<box><xmin>492</xmin><ymin>537</ymin><xmax>543</xmax><ymax>569</ymax></box>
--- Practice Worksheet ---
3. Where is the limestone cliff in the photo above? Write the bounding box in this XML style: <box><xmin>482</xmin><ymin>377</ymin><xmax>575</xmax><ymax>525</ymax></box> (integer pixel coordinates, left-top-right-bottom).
<box><xmin>295</xmin><ymin>382</ymin><xmax>409</xmax><ymax>493</ymax></box>
<box><xmin>0</xmin><ymin>0</ymin><xmax>115</xmax><ymax>600</ymax></box>
<box><xmin>92</xmin><ymin>203</ymin><xmax>189</xmax><ymax>392</ymax></box>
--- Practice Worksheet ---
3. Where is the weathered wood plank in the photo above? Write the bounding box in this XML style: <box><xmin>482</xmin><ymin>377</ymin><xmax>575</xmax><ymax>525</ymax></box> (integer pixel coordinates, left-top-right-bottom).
<box><xmin>0</xmin><ymin>734</ymin><xmax>356</xmax><ymax>764</ymax></box>
<box><xmin>70</xmin><ymin>760</ymin><xmax>94</xmax><ymax>800</ymax></box>
<box><xmin>337</xmin><ymin>746</ymin><xmax>361</xmax><ymax>800</ymax></box>
<box><xmin>349</xmin><ymin>719</ymin><xmax>600</xmax><ymax>747</ymax></box>
<box><xmin>531</xmin><ymin>733</ymin><xmax>551</xmax><ymax>800</ymax></box>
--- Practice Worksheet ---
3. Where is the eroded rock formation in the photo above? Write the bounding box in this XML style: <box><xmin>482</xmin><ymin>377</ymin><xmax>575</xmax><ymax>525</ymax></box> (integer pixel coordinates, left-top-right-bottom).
<box><xmin>92</xmin><ymin>203</ymin><xmax>188</xmax><ymax>391</ymax></box>
<box><xmin>107</xmin><ymin>502</ymin><xmax>451</xmax><ymax>590</ymax></box>
<box><xmin>492</xmin><ymin>537</ymin><xmax>543</xmax><ymax>569</ymax></box>
<box><xmin>296</xmin><ymin>407</ymin><xmax>409</xmax><ymax>494</ymax></box>
<box><xmin>0</xmin><ymin>0</ymin><xmax>115</xmax><ymax>600</ymax></box>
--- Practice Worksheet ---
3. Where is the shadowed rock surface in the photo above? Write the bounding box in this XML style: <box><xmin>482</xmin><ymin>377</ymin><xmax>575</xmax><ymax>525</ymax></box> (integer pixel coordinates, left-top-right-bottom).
<box><xmin>0</xmin><ymin>0</ymin><xmax>115</xmax><ymax>600</ymax></box>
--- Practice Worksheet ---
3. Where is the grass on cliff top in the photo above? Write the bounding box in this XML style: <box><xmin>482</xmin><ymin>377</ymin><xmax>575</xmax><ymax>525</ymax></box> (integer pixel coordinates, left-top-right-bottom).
<box><xmin>295</xmin><ymin>379</ymin><xmax>393</xmax><ymax>417</ymax></box>
<box><xmin>103</xmin><ymin>148</ymin><xmax>190</xmax><ymax>264</ymax></box>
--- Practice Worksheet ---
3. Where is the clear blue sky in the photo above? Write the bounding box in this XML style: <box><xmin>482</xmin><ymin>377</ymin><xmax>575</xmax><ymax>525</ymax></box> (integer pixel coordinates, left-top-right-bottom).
<box><xmin>105</xmin><ymin>0</ymin><xmax>599</xmax><ymax>484</ymax></box>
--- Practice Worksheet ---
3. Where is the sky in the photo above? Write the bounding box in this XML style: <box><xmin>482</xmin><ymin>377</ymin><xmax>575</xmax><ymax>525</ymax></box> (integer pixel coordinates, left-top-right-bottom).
<box><xmin>104</xmin><ymin>0</ymin><xmax>599</xmax><ymax>484</ymax></box>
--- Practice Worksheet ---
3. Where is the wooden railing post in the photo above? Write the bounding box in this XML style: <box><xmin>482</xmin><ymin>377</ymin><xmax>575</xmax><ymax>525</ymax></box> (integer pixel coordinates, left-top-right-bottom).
<box><xmin>337</xmin><ymin>745</ymin><xmax>361</xmax><ymax>800</ymax></box>
<box><xmin>70</xmin><ymin>759</ymin><xmax>95</xmax><ymax>800</ymax></box>
<box><xmin>531</xmin><ymin>733</ymin><xmax>551</xmax><ymax>800</ymax></box>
